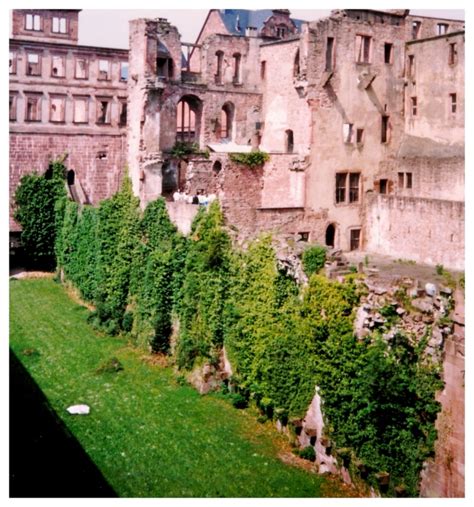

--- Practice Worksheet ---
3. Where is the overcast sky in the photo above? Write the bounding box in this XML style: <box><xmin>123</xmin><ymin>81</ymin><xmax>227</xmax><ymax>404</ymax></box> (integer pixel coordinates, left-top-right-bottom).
<box><xmin>77</xmin><ymin>9</ymin><xmax>465</xmax><ymax>49</ymax></box>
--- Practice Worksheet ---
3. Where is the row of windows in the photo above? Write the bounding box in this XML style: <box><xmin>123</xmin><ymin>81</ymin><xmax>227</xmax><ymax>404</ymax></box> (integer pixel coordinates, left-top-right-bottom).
<box><xmin>9</xmin><ymin>51</ymin><xmax>129</xmax><ymax>81</ymax></box>
<box><xmin>411</xmin><ymin>20</ymin><xmax>453</xmax><ymax>39</ymax></box>
<box><xmin>9</xmin><ymin>93</ymin><xmax>127</xmax><ymax>126</ymax></box>
<box><xmin>24</xmin><ymin>13</ymin><xmax>69</xmax><ymax>34</ymax></box>
<box><xmin>342</xmin><ymin>115</ymin><xmax>390</xmax><ymax>145</ymax></box>
<box><xmin>410</xmin><ymin>93</ymin><xmax>458</xmax><ymax>116</ymax></box>
<box><xmin>214</xmin><ymin>51</ymin><xmax>242</xmax><ymax>85</ymax></box>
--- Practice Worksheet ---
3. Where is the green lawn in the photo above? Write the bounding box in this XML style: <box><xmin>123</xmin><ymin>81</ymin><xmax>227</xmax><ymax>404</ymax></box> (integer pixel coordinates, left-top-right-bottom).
<box><xmin>10</xmin><ymin>278</ymin><xmax>327</xmax><ymax>497</ymax></box>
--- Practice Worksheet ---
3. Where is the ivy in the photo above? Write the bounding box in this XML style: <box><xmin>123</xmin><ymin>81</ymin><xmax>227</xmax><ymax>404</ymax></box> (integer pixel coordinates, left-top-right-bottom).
<box><xmin>14</xmin><ymin>160</ymin><xmax>67</xmax><ymax>270</ymax></box>
<box><xmin>229</xmin><ymin>151</ymin><xmax>269</xmax><ymax>167</ymax></box>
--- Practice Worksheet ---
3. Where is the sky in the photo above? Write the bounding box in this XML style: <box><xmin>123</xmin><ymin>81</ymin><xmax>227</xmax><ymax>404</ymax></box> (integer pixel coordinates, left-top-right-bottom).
<box><xmin>77</xmin><ymin>8</ymin><xmax>465</xmax><ymax>49</ymax></box>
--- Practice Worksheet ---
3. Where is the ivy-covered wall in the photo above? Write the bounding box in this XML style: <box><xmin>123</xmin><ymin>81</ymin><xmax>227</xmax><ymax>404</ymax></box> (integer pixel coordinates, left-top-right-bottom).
<box><xmin>51</xmin><ymin>184</ymin><xmax>444</xmax><ymax>497</ymax></box>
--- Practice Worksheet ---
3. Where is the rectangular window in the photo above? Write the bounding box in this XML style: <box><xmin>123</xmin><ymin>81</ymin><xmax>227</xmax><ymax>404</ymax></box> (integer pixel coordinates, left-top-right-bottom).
<box><xmin>398</xmin><ymin>172</ymin><xmax>413</xmax><ymax>189</ymax></box>
<box><xmin>9</xmin><ymin>94</ymin><xmax>17</xmax><ymax>121</ymax></box>
<box><xmin>384</xmin><ymin>43</ymin><xmax>393</xmax><ymax>64</ymax></box>
<box><xmin>25</xmin><ymin>95</ymin><xmax>42</xmax><ymax>122</ymax></box>
<box><xmin>411</xmin><ymin>97</ymin><xmax>417</xmax><ymax>116</ymax></box>
<box><xmin>355</xmin><ymin>35</ymin><xmax>371</xmax><ymax>63</ymax></box>
<box><xmin>412</xmin><ymin>21</ymin><xmax>421</xmax><ymax>39</ymax></box>
<box><xmin>350</xmin><ymin>229</ymin><xmax>361</xmax><ymax>251</ymax></box>
<box><xmin>26</xmin><ymin>14</ymin><xmax>41</xmax><ymax>31</ymax></box>
<box><xmin>9</xmin><ymin>51</ymin><xmax>17</xmax><ymax>74</ymax></box>
<box><xmin>73</xmin><ymin>97</ymin><xmax>88</xmax><ymax>123</ymax></box>
<box><xmin>349</xmin><ymin>173</ymin><xmax>360</xmax><ymax>202</ymax></box>
<box><xmin>260</xmin><ymin>61</ymin><xmax>266</xmax><ymax>80</ymax></box>
<box><xmin>75</xmin><ymin>57</ymin><xmax>88</xmax><ymax>79</ymax></box>
<box><xmin>50</xmin><ymin>96</ymin><xmax>66</xmax><ymax>123</ymax></box>
<box><xmin>335</xmin><ymin>173</ymin><xmax>347</xmax><ymax>203</ymax></box>
<box><xmin>233</xmin><ymin>53</ymin><xmax>241</xmax><ymax>84</ymax></box>
<box><xmin>119</xmin><ymin>101</ymin><xmax>127</xmax><ymax>126</ymax></box>
<box><xmin>120</xmin><ymin>62</ymin><xmax>129</xmax><ymax>81</ymax></box>
<box><xmin>343</xmin><ymin>123</ymin><xmax>354</xmax><ymax>143</ymax></box>
<box><xmin>406</xmin><ymin>172</ymin><xmax>413</xmax><ymax>189</ymax></box>
<box><xmin>52</xmin><ymin>16</ymin><xmax>67</xmax><ymax>34</ymax></box>
<box><xmin>398</xmin><ymin>172</ymin><xmax>404</xmax><ymax>188</ymax></box>
<box><xmin>381</xmin><ymin>115</ymin><xmax>389</xmax><ymax>143</ymax></box>
<box><xmin>97</xmin><ymin>99</ymin><xmax>112</xmax><ymax>124</ymax></box>
<box><xmin>26</xmin><ymin>53</ymin><xmax>41</xmax><ymax>76</ymax></box>
<box><xmin>98</xmin><ymin>60</ymin><xmax>110</xmax><ymax>80</ymax></box>
<box><xmin>437</xmin><ymin>23</ymin><xmax>449</xmax><ymax>36</ymax></box>
<box><xmin>326</xmin><ymin>37</ymin><xmax>334</xmax><ymax>71</ymax></box>
<box><xmin>450</xmin><ymin>93</ymin><xmax>457</xmax><ymax>113</ymax></box>
<box><xmin>51</xmin><ymin>55</ymin><xmax>65</xmax><ymax>77</ymax></box>
<box><xmin>407</xmin><ymin>54</ymin><xmax>415</xmax><ymax>79</ymax></box>
<box><xmin>379</xmin><ymin>179</ymin><xmax>388</xmax><ymax>194</ymax></box>
<box><xmin>449</xmin><ymin>43</ymin><xmax>457</xmax><ymax>65</ymax></box>
<box><xmin>356</xmin><ymin>128</ymin><xmax>364</xmax><ymax>144</ymax></box>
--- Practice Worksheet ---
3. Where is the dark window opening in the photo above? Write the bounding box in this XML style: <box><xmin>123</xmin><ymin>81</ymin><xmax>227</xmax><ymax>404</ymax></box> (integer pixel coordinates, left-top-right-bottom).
<box><xmin>398</xmin><ymin>172</ymin><xmax>404</xmax><ymax>188</ymax></box>
<box><xmin>215</xmin><ymin>51</ymin><xmax>223</xmax><ymax>84</ymax></box>
<box><xmin>349</xmin><ymin>173</ymin><xmax>360</xmax><ymax>202</ymax></box>
<box><xmin>285</xmin><ymin>129</ymin><xmax>294</xmax><ymax>153</ymax></box>
<box><xmin>212</xmin><ymin>160</ymin><xmax>222</xmax><ymax>173</ymax></box>
<box><xmin>9</xmin><ymin>95</ymin><xmax>17</xmax><ymax>121</ymax></box>
<box><xmin>335</xmin><ymin>173</ymin><xmax>347</xmax><ymax>203</ymax></box>
<box><xmin>411</xmin><ymin>97</ymin><xmax>417</xmax><ymax>116</ymax></box>
<box><xmin>25</xmin><ymin>96</ymin><xmax>41</xmax><ymax>122</ymax></box>
<box><xmin>9</xmin><ymin>51</ymin><xmax>17</xmax><ymax>74</ymax></box>
<box><xmin>408</xmin><ymin>54</ymin><xmax>415</xmax><ymax>78</ymax></box>
<box><xmin>450</xmin><ymin>93</ymin><xmax>457</xmax><ymax>113</ymax></box>
<box><xmin>384</xmin><ymin>43</ymin><xmax>393</xmax><ymax>64</ymax></box>
<box><xmin>325</xmin><ymin>37</ymin><xmax>334</xmax><ymax>71</ymax></box>
<box><xmin>97</xmin><ymin>100</ymin><xmax>111</xmax><ymax>124</ymax></box>
<box><xmin>406</xmin><ymin>172</ymin><xmax>412</xmax><ymax>189</ymax></box>
<box><xmin>67</xmin><ymin>170</ymin><xmax>75</xmax><ymax>185</ymax></box>
<box><xmin>449</xmin><ymin>43</ymin><xmax>457</xmax><ymax>65</ymax></box>
<box><xmin>437</xmin><ymin>23</ymin><xmax>448</xmax><ymax>36</ymax></box>
<box><xmin>220</xmin><ymin>103</ymin><xmax>234</xmax><ymax>140</ymax></box>
<box><xmin>356</xmin><ymin>35</ymin><xmax>371</xmax><ymax>63</ymax></box>
<box><xmin>412</xmin><ymin>21</ymin><xmax>421</xmax><ymax>39</ymax></box>
<box><xmin>157</xmin><ymin>57</ymin><xmax>173</xmax><ymax>79</ymax></box>
<box><xmin>293</xmin><ymin>49</ymin><xmax>300</xmax><ymax>77</ymax></box>
<box><xmin>381</xmin><ymin>115</ymin><xmax>389</xmax><ymax>143</ymax></box>
<box><xmin>233</xmin><ymin>53</ymin><xmax>241</xmax><ymax>84</ymax></box>
<box><xmin>298</xmin><ymin>232</ymin><xmax>309</xmax><ymax>242</ymax></box>
<box><xmin>96</xmin><ymin>151</ymin><xmax>107</xmax><ymax>160</ymax></box>
<box><xmin>119</xmin><ymin>102</ymin><xmax>127</xmax><ymax>126</ymax></box>
<box><xmin>356</xmin><ymin>128</ymin><xmax>364</xmax><ymax>144</ymax></box>
<box><xmin>260</xmin><ymin>60</ymin><xmax>266</xmax><ymax>80</ymax></box>
<box><xmin>350</xmin><ymin>229</ymin><xmax>361</xmax><ymax>251</ymax></box>
<box><xmin>276</xmin><ymin>26</ymin><xmax>286</xmax><ymax>38</ymax></box>
<box><xmin>325</xmin><ymin>224</ymin><xmax>335</xmax><ymax>247</ymax></box>
<box><xmin>379</xmin><ymin>179</ymin><xmax>388</xmax><ymax>194</ymax></box>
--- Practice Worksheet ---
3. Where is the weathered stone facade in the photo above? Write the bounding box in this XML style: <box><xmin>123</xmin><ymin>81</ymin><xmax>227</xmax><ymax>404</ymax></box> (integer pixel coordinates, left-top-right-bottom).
<box><xmin>9</xmin><ymin>8</ymin><xmax>464</xmax><ymax>268</ymax></box>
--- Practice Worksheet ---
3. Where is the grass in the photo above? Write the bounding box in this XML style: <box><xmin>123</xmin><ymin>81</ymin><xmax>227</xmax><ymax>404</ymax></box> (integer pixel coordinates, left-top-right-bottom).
<box><xmin>10</xmin><ymin>278</ymin><xmax>328</xmax><ymax>498</ymax></box>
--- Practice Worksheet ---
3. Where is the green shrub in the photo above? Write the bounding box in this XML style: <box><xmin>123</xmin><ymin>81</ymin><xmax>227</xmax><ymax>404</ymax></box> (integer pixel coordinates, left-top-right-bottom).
<box><xmin>230</xmin><ymin>393</ymin><xmax>248</xmax><ymax>409</ymax></box>
<box><xmin>229</xmin><ymin>151</ymin><xmax>269</xmax><ymax>167</ymax></box>
<box><xmin>302</xmin><ymin>245</ymin><xmax>326</xmax><ymax>276</ymax></box>
<box><xmin>297</xmin><ymin>446</ymin><xmax>316</xmax><ymax>462</ymax></box>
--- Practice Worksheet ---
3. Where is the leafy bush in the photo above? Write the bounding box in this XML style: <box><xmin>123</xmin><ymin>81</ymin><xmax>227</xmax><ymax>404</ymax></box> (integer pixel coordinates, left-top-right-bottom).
<box><xmin>296</xmin><ymin>446</ymin><xmax>316</xmax><ymax>462</ymax></box>
<box><xmin>229</xmin><ymin>393</ymin><xmax>248</xmax><ymax>409</ymax></box>
<box><xmin>14</xmin><ymin>160</ymin><xmax>67</xmax><ymax>270</ymax></box>
<box><xmin>170</xmin><ymin>141</ymin><xmax>209</xmax><ymax>159</ymax></box>
<box><xmin>302</xmin><ymin>245</ymin><xmax>327</xmax><ymax>276</ymax></box>
<box><xmin>229</xmin><ymin>151</ymin><xmax>269</xmax><ymax>167</ymax></box>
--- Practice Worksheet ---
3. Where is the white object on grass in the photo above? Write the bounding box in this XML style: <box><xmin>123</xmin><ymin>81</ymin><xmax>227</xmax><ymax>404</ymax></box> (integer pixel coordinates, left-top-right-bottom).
<box><xmin>66</xmin><ymin>404</ymin><xmax>90</xmax><ymax>415</ymax></box>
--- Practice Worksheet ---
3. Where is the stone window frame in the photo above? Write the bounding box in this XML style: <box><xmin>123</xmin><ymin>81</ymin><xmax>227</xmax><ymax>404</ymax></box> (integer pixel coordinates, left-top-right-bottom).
<box><xmin>349</xmin><ymin>228</ymin><xmax>361</xmax><ymax>251</ymax></box>
<box><xmin>285</xmin><ymin>129</ymin><xmax>294</xmax><ymax>153</ymax></box>
<box><xmin>342</xmin><ymin>123</ymin><xmax>354</xmax><ymax>144</ymax></box>
<box><xmin>232</xmin><ymin>53</ymin><xmax>242</xmax><ymax>85</ymax></box>
<box><xmin>26</xmin><ymin>51</ymin><xmax>42</xmax><ymax>77</ymax></box>
<box><xmin>10</xmin><ymin>50</ymin><xmax>17</xmax><ymax>75</ymax></box>
<box><xmin>437</xmin><ymin>23</ymin><xmax>449</xmax><ymax>36</ymax></box>
<box><xmin>407</xmin><ymin>54</ymin><xmax>415</xmax><ymax>81</ymax></box>
<box><xmin>73</xmin><ymin>95</ymin><xmax>89</xmax><ymax>124</ymax></box>
<box><xmin>52</xmin><ymin>16</ymin><xmax>68</xmax><ymax>34</ymax></box>
<box><xmin>96</xmin><ymin>96</ymin><xmax>113</xmax><ymax>125</ymax></box>
<box><xmin>74</xmin><ymin>56</ymin><xmax>89</xmax><ymax>80</ymax></box>
<box><xmin>24</xmin><ymin>93</ymin><xmax>43</xmax><ymax>122</ymax></box>
<box><xmin>398</xmin><ymin>171</ymin><xmax>413</xmax><ymax>189</ymax></box>
<box><xmin>260</xmin><ymin>60</ymin><xmax>266</xmax><ymax>80</ymax></box>
<box><xmin>220</xmin><ymin>102</ymin><xmax>234</xmax><ymax>141</ymax></box>
<box><xmin>335</xmin><ymin>171</ymin><xmax>361</xmax><ymax>205</ymax></box>
<box><xmin>25</xmin><ymin>13</ymin><xmax>42</xmax><ymax>32</ymax></box>
<box><xmin>448</xmin><ymin>42</ymin><xmax>458</xmax><ymax>66</ymax></box>
<box><xmin>9</xmin><ymin>92</ymin><xmax>18</xmax><ymax>121</ymax></box>
<box><xmin>411</xmin><ymin>96</ymin><xmax>418</xmax><ymax>116</ymax></box>
<box><xmin>450</xmin><ymin>93</ymin><xmax>457</xmax><ymax>114</ymax></box>
<box><xmin>384</xmin><ymin>42</ymin><xmax>393</xmax><ymax>64</ymax></box>
<box><xmin>381</xmin><ymin>115</ymin><xmax>391</xmax><ymax>144</ymax></box>
<box><xmin>49</xmin><ymin>94</ymin><xmax>67</xmax><ymax>123</ymax></box>
<box><xmin>355</xmin><ymin>34</ymin><xmax>372</xmax><ymax>64</ymax></box>
<box><xmin>412</xmin><ymin>21</ymin><xmax>422</xmax><ymax>39</ymax></box>
<box><xmin>51</xmin><ymin>53</ymin><xmax>66</xmax><ymax>78</ymax></box>
<box><xmin>118</xmin><ymin>98</ymin><xmax>127</xmax><ymax>126</ymax></box>
<box><xmin>325</xmin><ymin>36</ymin><xmax>335</xmax><ymax>71</ymax></box>
<box><xmin>215</xmin><ymin>50</ymin><xmax>224</xmax><ymax>85</ymax></box>
<box><xmin>98</xmin><ymin>59</ymin><xmax>111</xmax><ymax>81</ymax></box>
<box><xmin>120</xmin><ymin>61</ymin><xmax>129</xmax><ymax>82</ymax></box>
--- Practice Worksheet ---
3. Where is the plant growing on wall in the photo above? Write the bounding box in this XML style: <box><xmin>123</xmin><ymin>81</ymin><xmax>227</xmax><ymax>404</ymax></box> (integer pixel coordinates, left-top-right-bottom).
<box><xmin>14</xmin><ymin>160</ymin><xmax>67</xmax><ymax>270</ymax></box>
<box><xmin>302</xmin><ymin>245</ymin><xmax>327</xmax><ymax>276</ymax></box>
<box><xmin>229</xmin><ymin>151</ymin><xmax>269</xmax><ymax>167</ymax></box>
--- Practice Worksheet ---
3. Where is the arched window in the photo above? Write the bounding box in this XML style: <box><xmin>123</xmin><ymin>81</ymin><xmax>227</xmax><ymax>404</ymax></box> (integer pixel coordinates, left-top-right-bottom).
<box><xmin>67</xmin><ymin>169</ymin><xmax>75</xmax><ymax>186</ymax></box>
<box><xmin>220</xmin><ymin>102</ymin><xmax>234</xmax><ymax>141</ymax></box>
<box><xmin>285</xmin><ymin>129</ymin><xmax>294</xmax><ymax>153</ymax></box>
<box><xmin>176</xmin><ymin>95</ymin><xmax>202</xmax><ymax>143</ymax></box>
<box><xmin>325</xmin><ymin>224</ymin><xmax>335</xmax><ymax>247</ymax></box>
<box><xmin>293</xmin><ymin>49</ymin><xmax>300</xmax><ymax>77</ymax></box>
<box><xmin>233</xmin><ymin>53</ymin><xmax>241</xmax><ymax>84</ymax></box>
<box><xmin>215</xmin><ymin>50</ymin><xmax>224</xmax><ymax>84</ymax></box>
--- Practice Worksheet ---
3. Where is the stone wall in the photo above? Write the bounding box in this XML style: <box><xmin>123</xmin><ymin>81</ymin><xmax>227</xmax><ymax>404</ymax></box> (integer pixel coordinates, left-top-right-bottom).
<box><xmin>9</xmin><ymin>132</ymin><xmax>126</xmax><ymax>230</ymax></box>
<box><xmin>364</xmin><ymin>194</ymin><xmax>464</xmax><ymax>270</ymax></box>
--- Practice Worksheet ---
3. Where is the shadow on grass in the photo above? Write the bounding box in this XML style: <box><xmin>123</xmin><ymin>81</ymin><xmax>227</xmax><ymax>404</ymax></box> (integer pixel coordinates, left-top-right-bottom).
<box><xmin>9</xmin><ymin>349</ymin><xmax>117</xmax><ymax>498</ymax></box>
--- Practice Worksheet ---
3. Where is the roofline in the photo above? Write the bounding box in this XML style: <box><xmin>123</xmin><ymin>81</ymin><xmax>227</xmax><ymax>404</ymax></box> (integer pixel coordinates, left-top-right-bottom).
<box><xmin>406</xmin><ymin>30</ymin><xmax>465</xmax><ymax>46</ymax></box>
<box><xmin>407</xmin><ymin>14</ymin><xmax>465</xmax><ymax>23</ymax></box>
<box><xmin>9</xmin><ymin>38</ymin><xmax>129</xmax><ymax>54</ymax></box>
<box><xmin>194</xmin><ymin>9</ymin><xmax>218</xmax><ymax>45</ymax></box>
<box><xmin>260</xmin><ymin>36</ymin><xmax>300</xmax><ymax>47</ymax></box>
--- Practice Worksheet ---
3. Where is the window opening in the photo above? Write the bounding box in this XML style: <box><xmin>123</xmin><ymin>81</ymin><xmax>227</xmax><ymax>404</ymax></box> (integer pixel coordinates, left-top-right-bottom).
<box><xmin>356</xmin><ymin>128</ymin><xmax>364</xmax><ymax>144</ymax></box>
<box><xmin>349</xmin><ymin>173</ymin><xmax>360</xmax><ymax>202</ymax></box>
<box><xmin>335</xmin><ymin>173</ymin><xmax>347</xmax><ymax>203</ymax></box>
<box><xmin>350</xmin><ymin>229</ymin><xmax>361</xmax><ymax>250</ymax></box>
<box><xmin>98</xmin><ymin>60</ymin><xmax>110</xmax><ymax>80</ymax></box>
<box><xmin>51</xmin><ymin>55</ymin><xmax>65</xmax><ymax>77</ymax></box>
<box><xmin>449</xmin><ymin>43</ymin><xmax>457</xmax><ymax>65</ymax></box>
<box><xmin>75</xmin><ymin>58</ymin><xmax>88</xmax><ymax>79</ymax></box>
<box><xmin>411</xmin><ymin>97</ymin><xmax>417</xmax><ymax>116</ymax></box>
<box><xmin>97</xmin><ymin>99</ymin><xmax>111</xmax><ymax>124</ymax></box>
<box><xmin>73</xmin><ymin>97</ymin><xmax>88</xmax><ymax>123</ymax></box>
<box><xmin>325</xmin><ymin>37</ymin><xmax>334</xmax><ymax>71</ymax></box>
<box><xmin>50</xmin><ymin>96</ymin><xmax>65</xmax><ymax>122</ymax></box>
<box><xmin>215</xmin><ymin>51</ymin><xmax>223</xmax><ymax>84</ymax></box>
<box><xmin>260</xmin><ymin>60</ymin><xmax>266</xmax><ymax>80</ymax></box>
<box><xmin>355</xmin><ymin>35</ymin><xmax>371</xmax><ymax>63</ymax></box>
<box><xmin>325</xmin><ymin>224</ymin><xmax>335</xmax><ymax>247</ymax></box>
<box><xmin>286</xmin><ymin>130</ymin><xmax>294</xmax><ymax>153</ymax></box>
<box><xmin>233</xmin><ymin>53</ymin><xmax>241</xmax><ymax>84</ymax></box>
<box><xmin>384</xmin><ymin>43</ymin><xmax>393</xmax><ymax>64</ymax></box>
<box><xmin>120</xmin><ymin>62</ymin><xmax>129</xmax><ymax>81</ymax></box>
<box><xmin>381</xmin><ymin>115</ymin><xmax>389</xmax><ymax>143</ymax></box>
<box><xmin>27</xmin><ymin>53</ymin><xmax>41</xmax><ymax>76</ymax></box>
<box><xmin>450</xmin><ymin>93</ymin><xmax>457</xmax><ymax>113</ymax></box>
<box><xmin>379</xmin><ymin>179</ymin><xmax>388</xmax><ymax>194</ymax></box>
<box><xmin>437</xmin><ymin>23</ymin><xmax>448</xmax><ymax>35</ymax></box>
<box><xmin>343</xmin><ymin>123</ymin><xmax>354</xmax><ymax>143</ymax></box>
<box><xmin>412</xmin><ymin>21</ymin><xmax>421</xmax><ymax>39</ymax></box>
<box><xmin>25</xmin><ymin>96</ymin><xmax>41</xmax><ymax>121</ymax></box>
<box><xmin>26</xmin><ymin>14</ymin><xmax>41</xmax><ymax>31</ymax></box>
